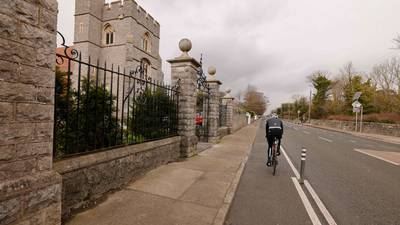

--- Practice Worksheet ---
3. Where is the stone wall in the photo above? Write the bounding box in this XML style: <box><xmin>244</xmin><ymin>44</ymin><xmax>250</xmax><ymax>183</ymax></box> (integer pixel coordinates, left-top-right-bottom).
<box><xmin>310</xmin><ymin>120</ymin><xmax>400</xmax><ymax>137</ymax></box>
<box><xmin>54</xmin><ymin>136</ymin><xmax>181</xmax><ymax>220</ymax></box>
<box><xmin>0</xmin><ymin>0</ymin><xmax>62</xmax><ymax>224</ymax></box>
<box><xmin>231</xmin><ymin>103</ymin><xmax>248</xmax><ymax>132</ymax></box>
<box><xmin>218</xmin><ymin>127</ymin><xmax>229</xmax><ymax>139</ymax></box>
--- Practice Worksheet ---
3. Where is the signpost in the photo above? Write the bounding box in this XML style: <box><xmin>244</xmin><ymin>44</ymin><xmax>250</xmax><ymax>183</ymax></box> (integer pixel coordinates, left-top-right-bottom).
<box><xmin>352</xmin><ymin>92</ymin><xmax>363</xmax><ymax>132</ymax></box>
<box><xmin>297</xmin><ymin>110</ymin><xmax>300</xmax><ymax>122</ymax></box>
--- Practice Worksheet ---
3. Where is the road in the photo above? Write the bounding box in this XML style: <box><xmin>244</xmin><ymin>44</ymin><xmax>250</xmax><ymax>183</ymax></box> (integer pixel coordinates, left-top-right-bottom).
<box><xmin>225</xmin><ymin>120</ymin><xmax>400</xmax><ymax>225</ymax></box>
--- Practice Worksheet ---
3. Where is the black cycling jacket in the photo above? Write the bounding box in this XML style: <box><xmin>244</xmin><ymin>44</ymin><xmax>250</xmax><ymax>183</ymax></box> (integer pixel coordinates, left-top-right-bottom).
<box><xmin>265</xmin><ymin>118</ymin><xmax>284</xmax><ymax>138</ymax></box>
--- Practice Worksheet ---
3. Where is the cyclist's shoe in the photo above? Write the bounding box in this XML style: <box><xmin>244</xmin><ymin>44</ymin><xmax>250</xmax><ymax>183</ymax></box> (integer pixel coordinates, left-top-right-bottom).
<box><xmin>266</xmin><ymin>161</ymin><xmax>272</xmax><ymax>167</ymax></box>
<box><xmin>277</xmin><ymin>150</ymin><xmax>281</xmax><ymax>156</ymax></box>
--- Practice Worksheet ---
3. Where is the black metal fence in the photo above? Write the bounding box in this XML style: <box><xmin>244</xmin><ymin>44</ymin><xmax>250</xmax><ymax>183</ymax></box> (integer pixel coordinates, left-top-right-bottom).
<box><xmin>54</xmin><ymin>32</ymin><xmax>179</xmax><ymax>160</ymax></box>
<box><xmin>195</xmin><ymin>56</ymin><xmax>210</xmax><ymax>142</ymax></box>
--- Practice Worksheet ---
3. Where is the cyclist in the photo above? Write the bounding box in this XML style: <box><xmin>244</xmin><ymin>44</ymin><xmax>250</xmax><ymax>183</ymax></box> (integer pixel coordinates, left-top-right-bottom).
<box><xmin>265</xmin><ymin>113</ymin><xmax>283</xmax><ymax>166</ymax></box>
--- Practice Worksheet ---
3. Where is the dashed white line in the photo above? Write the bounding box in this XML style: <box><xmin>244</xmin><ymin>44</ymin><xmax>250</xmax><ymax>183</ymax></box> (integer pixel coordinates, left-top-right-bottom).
<box><xmin>282</xmin><ymin>147</ymin><xmax>337</xmax><ymax>225</ymax></box>
<box><xmin>303</xmin><ymin>131</ymin><xmax>311</xmax><ymax>135</ymax></box>
<box><xmin>291</xmin><ymin>177</ymin><xmax>322</xmax><ymax>225</ymax></box>
<box><xmin>349</xmin><ymin>140</ymin><xmax>357</xmax><ymax>143</ymax></box>
<box><xmin>318</xmin><ymin>136</ymin><xmax>333</xmax><ymax>143</ymax></box>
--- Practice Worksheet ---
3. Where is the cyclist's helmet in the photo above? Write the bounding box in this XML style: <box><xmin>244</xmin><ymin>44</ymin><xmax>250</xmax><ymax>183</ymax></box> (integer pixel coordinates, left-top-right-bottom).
<box><xmin>272</xmin><ymin>113</ymin><xmax>278</xmax><ymax>119</ymax></box>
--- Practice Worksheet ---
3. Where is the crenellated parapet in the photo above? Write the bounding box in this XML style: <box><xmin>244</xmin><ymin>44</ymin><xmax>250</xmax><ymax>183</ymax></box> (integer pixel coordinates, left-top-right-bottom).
<box><xmin>102</xmin><ymin>0</ymin><xmax>160</xmax><ymax>37</ymax></box>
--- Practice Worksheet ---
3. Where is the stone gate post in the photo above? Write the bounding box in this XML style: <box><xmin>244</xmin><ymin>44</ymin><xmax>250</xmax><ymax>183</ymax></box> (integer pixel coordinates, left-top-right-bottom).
<box><xmin>206</xmin><ymin>67</ymin><xmax>222</xmax><ymax>143</ymax></box>
<box><xmin>167</xmin><ymin>39</ymin><xmax>200</xmax><ymax>157</ymax></box>
<box><xmin>221</xmin><ymin>89</ymin><xmax>235</xmax><ymax>134</ymax></box>
<box><xmin>0</xmin><ymin>1</ymin><xmax>62</xmax><ymax>224</ymax></box>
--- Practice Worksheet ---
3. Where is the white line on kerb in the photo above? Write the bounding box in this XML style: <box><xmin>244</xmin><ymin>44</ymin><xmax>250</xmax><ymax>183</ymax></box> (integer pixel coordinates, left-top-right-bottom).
<box><xmin>282</xmin><ymin>147</ymin><xmax>337</xmax><ymax>225</ymax></box>
<box><xmin>318</xmin><ymin>136</ymin><xmax>333</xmax><ymax>143</ymax></box>
<box><xmin>354</xmin><ymin>149</ymin><xmax>400</xmax><ymax>166</ymax></box>
<box><xmin>291</xmin><ymin>177</ymin><xmax>322</xmax><ymax>225</ymax></box>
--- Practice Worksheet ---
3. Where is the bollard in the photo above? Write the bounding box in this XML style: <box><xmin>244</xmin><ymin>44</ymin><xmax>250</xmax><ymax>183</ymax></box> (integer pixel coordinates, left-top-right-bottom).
<box><xmin>299</xmin><ymin>148</ymin><xmax>306</xmax><ymax>184</ymax></box>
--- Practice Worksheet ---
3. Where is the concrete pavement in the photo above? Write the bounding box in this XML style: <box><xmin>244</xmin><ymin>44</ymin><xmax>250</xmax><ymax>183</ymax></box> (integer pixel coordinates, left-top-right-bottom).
<box><xmin>66</xmin><ymin>121</ymin><xmax>259</xmax><ymax>225</ymax></box>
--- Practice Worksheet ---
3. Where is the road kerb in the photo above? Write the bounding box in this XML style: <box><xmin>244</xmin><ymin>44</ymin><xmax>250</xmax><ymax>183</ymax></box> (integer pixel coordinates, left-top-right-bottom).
<box><xmin>212</xmin><ymin>122</ymin><xmax>260</xmax><ymax>225</ymax></box>
<box><xmin>212</xmin><ymin>156</ymin><xmax>248</xmax><ymax>225</ymax></box>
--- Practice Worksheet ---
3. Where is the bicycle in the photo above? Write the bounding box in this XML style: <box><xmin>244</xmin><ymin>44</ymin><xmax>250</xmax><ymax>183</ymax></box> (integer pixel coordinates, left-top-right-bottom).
<box><xmin>267</xmin><ymin>137</ymin><xmax>279</xmax><ymax>175</ymax></box>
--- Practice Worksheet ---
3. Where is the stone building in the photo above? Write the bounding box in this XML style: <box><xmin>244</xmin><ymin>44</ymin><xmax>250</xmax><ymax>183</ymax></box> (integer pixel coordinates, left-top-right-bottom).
<box><xmin>74</xmin><ymin>0</ymin><xmax>163</xmax><ymax>82</ymax></box>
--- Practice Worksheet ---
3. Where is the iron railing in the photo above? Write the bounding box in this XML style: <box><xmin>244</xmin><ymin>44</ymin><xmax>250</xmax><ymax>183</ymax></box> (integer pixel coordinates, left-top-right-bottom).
<box><xmin>195</xmin><ymin>55</ymin><xmax>210</xmax><ymax>142</ymax></box>
<box><xmin>54</xmin><ymin>32</ymin><xmax>179</xmax><ymax>160</ymax></box>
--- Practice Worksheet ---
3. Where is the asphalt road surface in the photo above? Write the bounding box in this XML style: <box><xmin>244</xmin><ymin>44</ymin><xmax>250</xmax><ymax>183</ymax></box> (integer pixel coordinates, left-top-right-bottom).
<box><xmin>225</xmin><ymin>120</ymin><xmax>400</xmax><ymax>225</ymax></box>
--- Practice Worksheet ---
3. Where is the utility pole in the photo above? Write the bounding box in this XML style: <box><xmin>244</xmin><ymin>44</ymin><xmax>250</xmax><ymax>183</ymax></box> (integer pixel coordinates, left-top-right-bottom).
<box><xmin>308</xmin><ymin>90</ymin><xmax>312</xmax><ymax>123</ymax></box>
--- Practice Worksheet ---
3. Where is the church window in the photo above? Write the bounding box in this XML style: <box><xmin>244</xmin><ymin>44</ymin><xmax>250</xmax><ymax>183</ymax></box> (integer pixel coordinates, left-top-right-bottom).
<box><xmin>104</xmin><ymin>24</ymin><xmax>115</xmax><ymax>45</ymax></box>
<box><xmin>79</xmin><ymin>23</ymin><xmax>84</xmax><ymax>33</ymax></box>
<box><xmin>142</xmin><ymin>32</ymin><xmax>151</xmax><ymax>53</ymax></box>
<box><xmin>140</xmin><ymin>58</ymin><xmax>151</xmax><ymax>77</ymax></box>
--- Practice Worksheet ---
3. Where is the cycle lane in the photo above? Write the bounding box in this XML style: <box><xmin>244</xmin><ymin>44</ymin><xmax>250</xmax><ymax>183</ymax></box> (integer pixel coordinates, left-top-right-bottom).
<box><xmin>225</xmin><ymin>121</ymin><xmax>314</xmax><ymax>225</ymax></box>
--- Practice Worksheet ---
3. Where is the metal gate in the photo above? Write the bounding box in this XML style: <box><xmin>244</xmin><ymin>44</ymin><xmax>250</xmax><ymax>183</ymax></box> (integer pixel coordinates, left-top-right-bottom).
<box><xmin>195</xmin><ymin>56</ymin><xmax>210</xmax><ymax>142</ymax></box>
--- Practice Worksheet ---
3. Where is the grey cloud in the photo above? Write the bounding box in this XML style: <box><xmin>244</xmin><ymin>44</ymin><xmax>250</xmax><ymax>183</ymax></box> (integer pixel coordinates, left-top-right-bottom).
<box><xmin>59</xmin><ymin>0</ymin><xmax>400</xmax><ymax>111</ymax></box>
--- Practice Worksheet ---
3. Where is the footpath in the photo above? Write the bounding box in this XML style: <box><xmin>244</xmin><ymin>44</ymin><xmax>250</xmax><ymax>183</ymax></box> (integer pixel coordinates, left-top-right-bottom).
<box><xmin>305</xmin><ymin>123</ymin><xmax>400</xmax><ymax>145</ymax></box>
<box><xmin>67</xmin><ymin>121</ymin><xmax>260</xmax><ymax>225</ymax></box>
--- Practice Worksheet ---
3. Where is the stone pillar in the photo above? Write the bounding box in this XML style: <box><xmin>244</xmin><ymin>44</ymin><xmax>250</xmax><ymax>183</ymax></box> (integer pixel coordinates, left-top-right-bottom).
<box><xmin>0</xmin><ymin>1</ymin><xmax>62</xmax><ymax>225</ymax></box>
<box><xmin>206</xmin><ymin>67</ymin><xmax>222</xmax><ymax>143</ymax></box>
<box><xmin>167</xmin><ymin>39</ymin><xmax>200</xmax><ymax>158</ymax></box>
<box><xmin>221</xmin><ymin>89</ymin><xmax>235</xmax><ymax>134</ymax></box>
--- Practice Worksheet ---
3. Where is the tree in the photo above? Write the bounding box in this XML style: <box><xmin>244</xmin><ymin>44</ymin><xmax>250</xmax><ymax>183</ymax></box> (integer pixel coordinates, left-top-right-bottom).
<box><xmin>309</xmin><ymin>71</ymin><xmax>331</xmax><ymax>118</ymax></box>
<box><xmin>370</xmin><ymin>58</ymin><xmax>400</xmax><ymax>113</ymax></box>
<box><xmin>129</xmin><ymin>88</ymin><xmax>178</xmax><ymax>141</ymax></box>
<box><xmin>243</xmin><ymin>90</ymin><xmax>267</xmax><ymax>115</ymax></box>
<box><xmin>292</xmin><ymin>95</ymin><xmax>309</xmax><ymax>122</ymax></box>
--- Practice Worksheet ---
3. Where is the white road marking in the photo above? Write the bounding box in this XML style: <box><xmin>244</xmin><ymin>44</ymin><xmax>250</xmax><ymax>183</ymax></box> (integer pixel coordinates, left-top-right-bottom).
<box><xmin>318</xmin><ymin>136</ymin><xmax>333</xmax><ymax>143</ymax></box>
<box><xmin>354</xmin><ymin>149</ymin><xmax>400</xmax><ymax>166</ymax></box>
<box><xmin>349</xmin><ymin>140</ymin><xmax>357</xmax><ymax>143</ymax></box>
<box><xmin>291</xmin><ymin>177</ymin><xmax>322</xmax><ymax>225</ymax></box>
<box><xmin>281</xmin><ymin>146</ymin><xmax>300</xmax><ymax>179</ymax></box>
<box><xmin>303</xmin><ymin>131</ymin><xmax>311</xmax><ymax>135</ymax></box>
<box><xmin>282</xmin><ymin>147</ymin><xmax>338</xmax><ymax>225</ymax></box>
<box><xmin>304</xmin><ymin>180</ymin><xmax>337</xmax><ymax>225</ymax></box>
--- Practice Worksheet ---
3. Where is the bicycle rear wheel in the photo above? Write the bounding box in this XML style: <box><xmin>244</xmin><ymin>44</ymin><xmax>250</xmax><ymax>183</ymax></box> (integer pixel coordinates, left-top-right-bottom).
<box><xmin>272</xmin><ymin>155</ymin><xmax>277</xmax><ymax>176</ymax></box>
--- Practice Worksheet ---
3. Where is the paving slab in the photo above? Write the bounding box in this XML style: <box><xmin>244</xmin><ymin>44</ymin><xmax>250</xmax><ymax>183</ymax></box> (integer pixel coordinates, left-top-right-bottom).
<box><xmin>66</xmin><ymin>121</ymin><xmax>260</xmax><ymax>225</ymax></box>
<box><xmin>127</xmin><ymin>166</ymin><xmax>204</xmax><ymax>199</ymax></box>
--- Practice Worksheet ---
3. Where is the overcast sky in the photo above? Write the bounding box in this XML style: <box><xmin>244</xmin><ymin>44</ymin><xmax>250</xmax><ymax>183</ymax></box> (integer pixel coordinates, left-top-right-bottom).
<box><xmin>58</xmin><ymin>0</ymin><xmax>400</xmax><ymax>112</ymax></box>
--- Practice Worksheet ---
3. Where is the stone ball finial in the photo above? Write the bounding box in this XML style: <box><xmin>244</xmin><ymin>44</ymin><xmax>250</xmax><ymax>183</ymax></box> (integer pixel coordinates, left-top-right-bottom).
<box><xmin>179</xmin><ymin>38</ymin><xmax>192</xmax><ymax>57</ymax></box>
<box><xmin>208</xmin><ymin>66</ymin><xmax>216</xmax><ymax>76</ymax></box>
<box><xmin>225</xmin><ymin>88</ymin><xmax>231</xmax><ymax>94</ymax></box>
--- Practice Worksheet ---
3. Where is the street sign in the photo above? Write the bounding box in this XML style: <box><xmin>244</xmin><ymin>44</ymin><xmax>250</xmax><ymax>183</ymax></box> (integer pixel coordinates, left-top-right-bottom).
<box><xmin>353</xmin><ymin>107</ymin><xmax>360</xmax><ymax>113</ymax></box>
<box><xmin>353</xmin><ymin>92</ymin><xmax>362</xmax><ymax>101</ymax></box>
<box><xmin>352</xmin><ymin>100</ymin><xmax>362</xmax><ymax>108</ymax></box>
